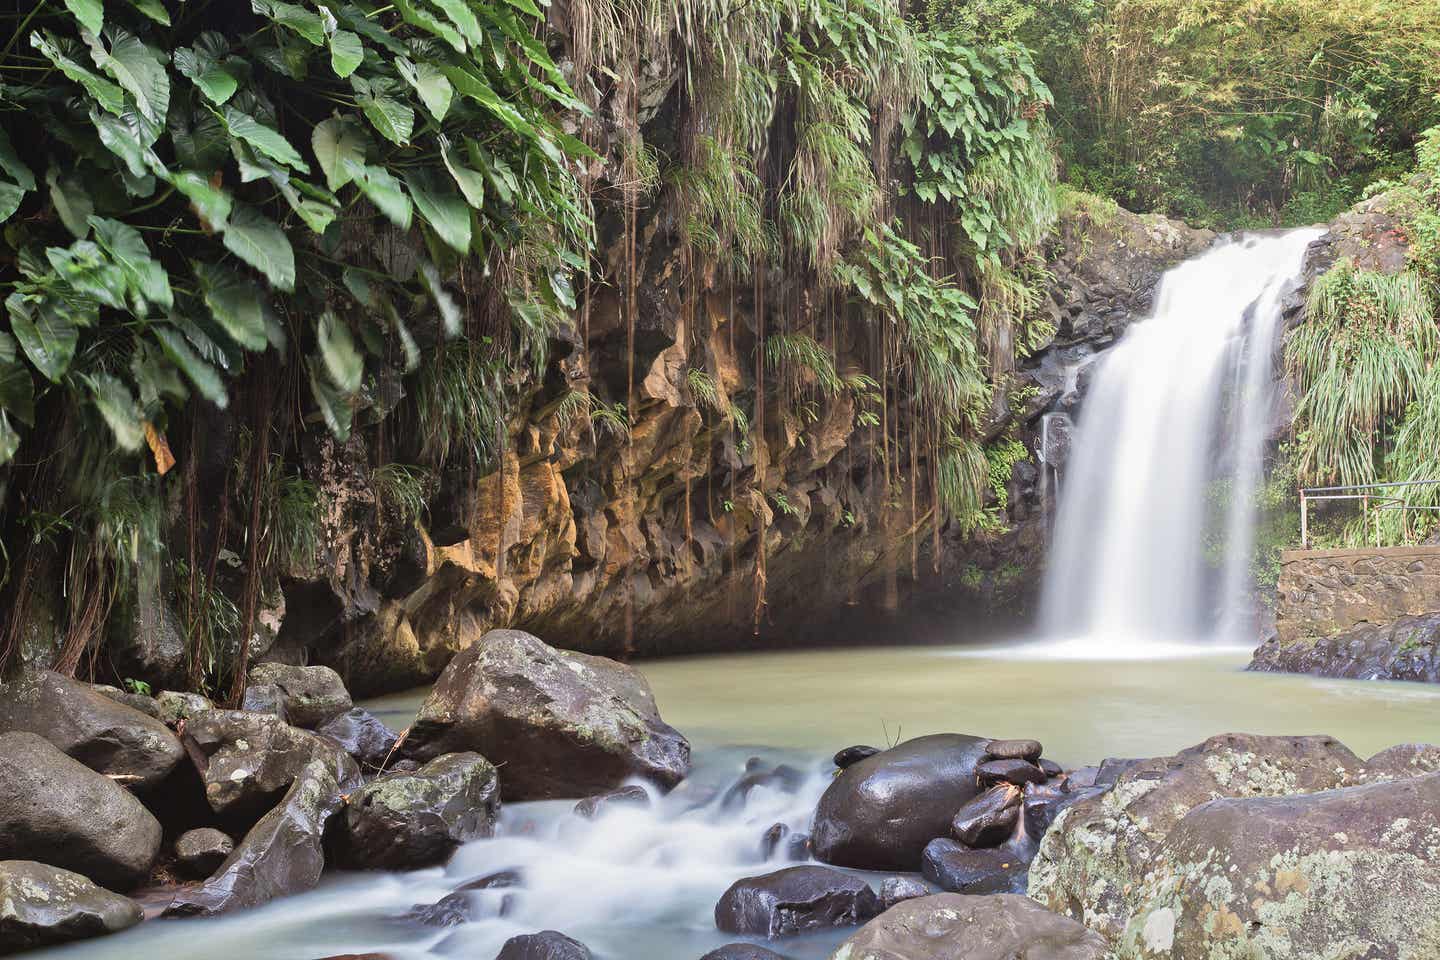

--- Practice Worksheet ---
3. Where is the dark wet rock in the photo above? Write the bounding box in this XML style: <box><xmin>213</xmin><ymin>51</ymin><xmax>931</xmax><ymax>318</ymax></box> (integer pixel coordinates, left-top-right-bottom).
<box><xmin>156</xmin><ymin>690</ymin><xmax>213</xmax><ymax>725</ymax></box>
<box><xmin>0</xmin><ymin>732</ymin><xmax>161</xmax><ymax>890</ymax></box>
<box><xmin>975</xmin><ymin>758</ymin><xmax>1046</xmax><ymax>787</ymax></box>
<box><xmin>722</xmin><ymin>764</ymin><xmax>806</xmax><ymax>810</ymax></box>
<box><xmin>1029</xmin><ymin>732</ymin><xmax>1364</xmax><ymax>940</ymax></box>
<box><xmin>876</xmin><ymin>876</ymin><xmax>931</xmax><ymax>911</ymax></box>
<box><xmin>699</xmin><ymin>945</ymin><xmax>790</xmax><ymax>960</ymax></box>
<box><xmin>316</xmin><ymin>708</ymin><xmax>399</xmax><ymax>770</ymax></box>
<box><xmin>1119</xmin><ymin>772</ymin><xmax>1440</xmax><ymax>959</ymax></box>
<box><xmin>832</xmin><ymin>745</ymin><xmax>879</xmax><ymax>769</ymax></box>
<box><xmin>241</xmin><ymin>683</ymin><xmax>288</xmax><ymax>720</ymax></box>
<box><xmin>714</xmin><ymin>865</ymin><xmax>880</xmax><ymax>938</ymax></box>
<box><xmin>760</xmin><ymin>824</ymin><xmax>810</xmax><ymax>861</ymax></box>
<box><xmin>181</xmin><ymin>710</ymin><xmax>361</xmax><ymax>818</ymax></box>
<box><xmin>174</xmin><ymin>827</ymin><xmax>235</xmax><ymax>877</ymax></box>
<box><xmin>761</xmin><ymin>823</ymin><xmax>790</xmax><ymax>859</ymax></box>
<box><xmin>1093</xmin><ymin>757</ymin><xmax>1142</xmax><ymax>786</ymax></box>
<box><xmin>455</xmin><ymin>868</ymin><xmax>523</xmax><ymax>891</ymax></box>
<box><xmin>812</xmin><ymin>734</ymin><xmax>990</xmax><ymax>871</ymax></box>
<box><xmin>984</xmin><ymin>739</ymin><xmax>1042</xmax><ymax>762</ymax></box>
<box><xmin>106</xmin><ymin>591</ymin><xmax>188</xmax><ymax>691</ymax></box>
<box><xmin>1250</xmin><ymin>611</ymin><xmax>1440</xmax><ymax>683</ymax></box>
<box><xmin>1038</xmin><ymin>758</ymin><xmax>1063</xmax><ymax>778</ymax></box>
<box><xmin>91</xmin><ymin>685</ymin><xmax>162</xmax><ymax>719</ymax></box>
<box><xmin>0</xmin><ymin>860</ymin><xmax>143</xmax><ymax>954</ymax></box>
<box><xmin>1022</xmin><ymin>780</ymin><xmax>1105</xmax><ymax>841</ymax></box>
<box><xmin>405</xmin><ymin>892</ymin><xmax>489</xmax><ymax>927</ymax></box>
<box><xmin>833</xmin><ymin>892</ymin><xmax>1108</xmax><ymax>960</ymax></box>
<box><xmin>249</xmin><ymin>662</ymin><xmax>354</xmax><ymax>728</ymax></box>
<box><xmin>163</xmin><ymin>758</ymin><xmax>345</xmax><ymax>917</ymax></box>
<box><xmin>339</xmin><ymin>752</ymin><xmax>499</xmax><ymax>870</ymax></box>
<box><xmin>950</xmin><ymin>785</ymin><xmax>1021</xmax><ymax>847</ymax></box>
<box><xmin>573</xmin><ymin>785</ymin><xmax>650</xmax><ymax>819</ymax></box>
<box><xmin>0</xmin><ymin>670</ymin><xmax>183</xmax><ymax>791</ymax></box>
<box><xmin>403</xmin><ymin>630</ymin><xmax>690</xmax><ymax>800</ymax></box>
<box><xmin>921</xmin><ymin>838</ymin><xmax>1032</xmax><ymax>895</ymax></box>
<box><xmin>494</xmin><ymin>930</ymin><xmax>593</xmax><ymax>960</ymax></box>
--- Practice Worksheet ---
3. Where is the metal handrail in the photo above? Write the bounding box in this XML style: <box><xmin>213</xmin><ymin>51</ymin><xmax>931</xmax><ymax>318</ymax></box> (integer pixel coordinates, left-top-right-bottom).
<box><xmin>1299</xmin><ymin>479</ymin><xmax>1440</xmax><ymax>548</ymax></box>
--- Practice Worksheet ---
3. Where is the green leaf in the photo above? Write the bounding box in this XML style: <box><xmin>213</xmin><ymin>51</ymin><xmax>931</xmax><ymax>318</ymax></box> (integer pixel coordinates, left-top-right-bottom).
<box><xmin>501</xmin><ymin>0</ymin><xmax>542</xmax><ymax>16</ymax></box>
<box><xmin>221</xmin><ymin>205</ymin><xmax>296</xmax><ymax>291</ymax></box>
<box><xmin>309</xmin><ymin>365</ymin><xmax>353</xmax><ymax>439</ymax></box>
<box><xmin>0</xmin><ymin>415</ymin><xmax>20</xmax><ymax>465</ymax></box>
<box><xmin>347</xmin><ymin>162</ymin><xmax>411</xmax><ymax>229</ymax></box>
<box><xmin>90</xmin><ymin>216</ymin><xmax>173</xmax><ymax>310</ymax></box>
<box><xmin>32</xmin><ymin>31</ymin><xmax>125</xmax><ymax>115</ymax></box>
<box><xmin>355</xmin><ymin>85</ymin><xmax>414</xmax><ymax>146</ymax></box>
<box><xmin>46</xmin><ymin>241</ymin><xmax>128</xmax><ymax>309</ymax></box>
<box><xmin>86</xmin><ymin>26</ymin><xmax>170</xmax><ymax>124</ymax></box>
<box><xmin>128</xmin><ymin>0</ymin><xmax>171</xmax><ymax>24</ymax></box>
<box><xmin>328</xmin><ymin>29</ymin><xmax>364</xmax><ymax>77</ymax></box>
<box><xmin>46</xmin><ymin>168</ymin><xmax>93</xmax><ymax>238</ymax></box>
<box><xmin>223</xmin><ymin>107</ymin><xmax>307</xmax><ymax>171</ymax></box>
<box><xmin>439</xmin><ymin>136</ymin><xmax>484</xmax><ymax>208</ymax></box>
<box><xmin>169</xmin><ymin>170</ymin><xmax>233</xmax><ymax>231</ymax></box>
<box><xmin>153</xmin><ymin>326</ymin><xmax>227</xmax><ymax>408</ymax></box>
<box><xmin>64</xmin><ymin>0</ymin><xmax>104</xmax><ymax>34</ymax></box>
<box><xmin>418</xmin><ymin>259</ymin><xmax>460</xmax><ymax>336</ymax></box>
<box><xmin>90</xmin><ymin>108</ymin><xmax>160</xmax><ymax>178</ymax></box>
<box><xmin>311</xmin><ymin>116</ymin><xmax>367</xmax><ymax>192</ymax></box>
<box><xmin>317</xmin><ymin>310</ymin><xmax>362</xmax><ymax>393</ymax></box>
<box><xmin>396</xmin><ymin>57</ymin><xmax>452</xmax><ymax>121</ymax></box>
<box><xmin>427</xmin><ymin>0</ymin><xmax>482</xmax><ymax>45</ymax></box>
<box><xmin>0</xmin><ymin>183</ymin><xmax>23</xmax><ymax>226</ymax></box>
<box><xmin>84</xmin><ymin>373</ymin><xmax>145</xmax><ymax>450</ymax></box>
<box><xmin>441</xmin><ymin>64</ymin><xmax>537</xmax><ymax>138</ymax></box>
<box><xmin>0</xmin><ymin>128</ymin><xmax>35</xmax><ymax>192</ymax></box>
<box><xmin>406</xmin><ymin>169</ymin><xmax>470</xmax><ymax>253</ymax></box>
<box><xmin>0</xmin><ymin>333</ymin><xmax>36</xmax><ymax>427</ymax></box>
<box><xmin>393</xmin><ymin>0</ymin><xmax>465</xmax><ymax>51</ymax></box>
<box><xmin>8</xmin><ymin>294</ymin><xmax>78</xmax><ymax>383</ymax></box>
<box><xmin>196</xmin><ymin>262</ymin><xmax>268</xmax><ymax>350</ymax></box>
<box><xmin>256</xmin><ymin>0</ymin><xmax>327</xmax><ymax>44</ymax></box>
<box><xmin>174</xmin><ymin>44</ymin><xmax>238</xmax><ymax>104</ymax></box>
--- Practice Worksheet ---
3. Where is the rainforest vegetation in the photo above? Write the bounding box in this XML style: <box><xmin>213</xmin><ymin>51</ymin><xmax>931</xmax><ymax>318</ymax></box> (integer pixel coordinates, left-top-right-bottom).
<box><xmin>0</xmin><ymin>0</ymin><xmax>1438</xmax><ymax>692</ymax></box>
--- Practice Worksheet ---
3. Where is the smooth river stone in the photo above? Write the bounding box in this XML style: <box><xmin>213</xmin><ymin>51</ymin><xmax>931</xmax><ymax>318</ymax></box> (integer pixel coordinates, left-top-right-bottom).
<box><xmin>984</xmin><ymin>738</ymin><xmax>1043</xmax><ymax>762</ymax></box>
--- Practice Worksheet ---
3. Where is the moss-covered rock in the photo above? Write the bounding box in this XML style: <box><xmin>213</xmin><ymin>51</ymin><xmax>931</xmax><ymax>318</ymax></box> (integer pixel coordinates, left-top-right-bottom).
<box><xmin>0</xmin><ymin>860</ymin><xmax>142</xmax><ymax>954</ymax></box>
<box><xmin>830</xmin><ymin>892</ymin><xmax>1108</xmax><ymax>960</ymax></box>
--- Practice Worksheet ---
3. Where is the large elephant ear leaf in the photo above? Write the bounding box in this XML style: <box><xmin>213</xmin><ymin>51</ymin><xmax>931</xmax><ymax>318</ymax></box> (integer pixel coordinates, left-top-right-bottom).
<box><xmin>317</xmin><ymin>310</ymin><xmax>363</xmax><ymax>394</ymax></box>
<box><xmin>0</xmin><ymin>332</ymin><xmax>36</xmax><ymax>428</ymax></box>
<box><xmin>309</xmin><ymin>364</ymin><xmax>354</xmax><ymax>440</ymax></box>
<box><xmin>406</xmin><ymin>169</ymin><xmax>470</xmax><ymax>254</ymax></box>
<box><xmin>195</xmin><ymin>261</ymin><xmax>269</xmax><ymax>351</ymax></box>
<box><xmin>221</xmin><ymin>204</ymin><xmax>296</xmax><ymax>291</ymax></box>
<box><xmin>86</xmin><ymin>26</ymin><xmax>171</xmax><ymax>125</ymax></box>
<box><xmin>89</xmin><ymin>215</ymin><xmax>173</xmax><ymax>311</ymax></box>
<box><xmin>63</xmin><ymin>0</ymin><xmax>104</xmax><ymax>34</ymax></box>
<box><xmin>83</xmin><ymin>372</ymin><xmax>146</xmax><ymax>451</ymax></box>
<box><xmin>7</xmin><ymin>293</ymin><xmax>79</xmax><ymax>383</ymax></box>
<box><xmin>312</xmin><ymin>116</ymin><xmax>368</xmax><ymax>192</ymax></box>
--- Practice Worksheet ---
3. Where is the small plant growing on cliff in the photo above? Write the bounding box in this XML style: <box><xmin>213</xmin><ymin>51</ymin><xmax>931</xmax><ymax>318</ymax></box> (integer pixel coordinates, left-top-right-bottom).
<box><xmin>372</xmin><ymin>464</ymin><xmax>432</xmax><ymax>524</ymax></box>
<box><xmin>591</xmin><ymin>401</ymin><xmax>632</xmax><ymax>441</ymax></box>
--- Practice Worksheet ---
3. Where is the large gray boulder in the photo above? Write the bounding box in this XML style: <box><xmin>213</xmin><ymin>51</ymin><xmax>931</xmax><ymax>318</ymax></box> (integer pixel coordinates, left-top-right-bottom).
<box><xmin>338</xmin><ymin>752</ymin><xmax>500</xmax><ymax>869</ymax></box>
<box><xmin>830</xmin><ymin>893</ymin><xmax>1108</xmax><ymax>960</ymax></box>
<box><xmin>181</xmin><ymin>709</ymin><xmax>361</xmax><ymax>818</ymax></box>
<box><xmin>0</xmin><ymin>860</ymin><xmax>143</xmax><ymax>954</ymax></box>
<box><xmin>402</xmin><ymin>630</ymin><xmax>690</xmax><ymax>800</ymax></box>
<box><xmin>812</xmin><ymin>735</ymin><xmax>991</xmax><ymax>871</ymax></box>
<box><xmin>163</xmin><ymin>758</ymin><xmax>345</xmax><ymax>917</ymax></box>
<box><xmin>0</xmin><ymin>670</ymin><xmax>183</xmax><ymax>790</ymax></box>
<box><xmin>248</xmin><ymin>662</ymin><xmax>353</xmax><ymax>728</ymax></box>
<box><xmin>1027</xmin><ymin>733</ymin><xmax>1362</xmax><ymax>940</ymax></box>
<box><xmin>715</xmin><ymin>866</ymin><xmax>881</xmax><ymax>938</ymax></box>
<box><xmin>316</xmin><ymin>707</ymin><xmax>399</xmax><ymax>770</ymax></box>
<box><xmin>1118</xmin><ymin>772</ymin><xmax>1440</xmax><ymax>958</ymax></box>
<box><xmin>0</xmin><ymin>732</ymin><xmax>161</xmax><ymax>890</ymax></box>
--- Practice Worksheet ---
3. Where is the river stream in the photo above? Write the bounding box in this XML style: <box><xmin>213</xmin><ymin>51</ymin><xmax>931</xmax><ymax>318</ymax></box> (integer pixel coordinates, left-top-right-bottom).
<box><xmin>32</xmin><ymin>641</ymin><xmax>1440</xmax><ymax>960</ymax></box>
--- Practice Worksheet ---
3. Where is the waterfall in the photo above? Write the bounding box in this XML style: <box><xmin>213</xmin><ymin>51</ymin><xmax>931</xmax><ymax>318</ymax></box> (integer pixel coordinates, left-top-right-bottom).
<box><xmin>1039</xmin><ymin>228</ymin><xmax>1324</xmax><ymax>652</ymax></box>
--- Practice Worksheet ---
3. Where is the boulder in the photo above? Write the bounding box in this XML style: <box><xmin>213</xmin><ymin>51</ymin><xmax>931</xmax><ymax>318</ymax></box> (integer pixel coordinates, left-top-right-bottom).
<box><xmin>181</xmin><ymin>710</ymin><xmax>361</xmax><ymax>818</ymax></box>
<box><xmin>1021</xmin><ymin>780</ymin><xmax>1103</xmax><ymax>842</ymax></box>
<box><xmin>91</xmin><ymin>685</ymin><xmax>162</xmax><ymax>718</ymax></box>
<box><xmin>573</xmin><ymin>785</ymin><xmax>650</xmax><ymax>819</ymax></box>
<box><xmin>715</xmin><ymin>866</ymin><xmax>881</xmax><ymax>938</ymax></box>
<box><xmin>106</xmin><ymin>591</ymin><xmax>187</xmax><ymax>690</ymax></box>
<box><xmin>156</xmin><ymin>690</ymin><xmax>213</xmax><ymax>725</ymax></box>
<box><xmin>830</xmin><ymin>893</ymin><xmax>1108</xmax><ymax>960</ymax></box>
<box><xmin>0</xmin><ymin>860</ymin><xmax>143</xmax><ymax>954</ymax></box>
<box><xmin>241</xmin><ymin>683</ymin><xmax>288</xmax><ymax>720</ymax></box>
<box><xmin>0</xmin><ymin>732</ymin><xmax>161</xmax><ymax>890</ymax></box>
<box><xmin>402</xmin><ymin>630</ymin><xmax>690</xmax><ymax>800</ymax></box>
<box><xmin>495</xmin><ymin>931</ymin><xmax>593</xmax><ymax>960</ymax></box>
<box><xmin>1362</xmin><ymin>742</ymin><xmax>1440</xmax><ymax>781</ymax></box>
<box><xmin>922</xmin><ymin>838</ymin><xmax>1032</xmax><ymax>895</ymax></box>
<box><xmin>163</xmin><ymin>758</ymin><xmax>345</xmax><ymax>917</ymax></box>
<box><xmin>1119</xmin><ymin>772</ymin><xmax>1440</xmax><ymax>959</ymax></box>
<box><xmin>338</xmin><ymin>752</ymin><xmax>499</xmax><ymax>870</ymax></box>
<box><xmin>0</xmin><ymin>670</ymin><xmax>183</xmax><ymax>791</ymax></box>
<box><xmin>832</xmin><ymin>746</ymin><xmax>880</xmax><ymax>769</ymax></box>
<box><xmin>405</xmin><ymin>889</ymin><xmax>510</xmax><ymax>927</ymax></box>
<box><xmin>812</xmin><ymin>735</ymin><xmax>990</xmax><ymax>871</ymax></box>
<box><xmin>174</xmin><ymin>827</ymin><xmax>234</xmax><ymax>877</ymax></box>
<box><xmin>975</xmin><ymin>758</ymin><xmax>1046</xmax><ymax>787</ymax></box>
<box><xmin>249</xmin><ymin>663</ymin><xmax>353</xmax><ymax>728</ymax></box>
<box><xmin>950</xmin><ymin>785</ymin><xmax>1021</xmax><ymax>847</ymax></box>
<box><xmin>1028</xmin><ymin>732</ymin><xmax>1364</xmax><ymax>939</ymax></box>
<box><xmin>316</xmin><ymin>708</ymin><xmax>399</xmax><ymax>770</ymax></box>
<box><xmin>876</xmin><ymin>877</ymin><xmax>930</xmax><ymax>911</ymax></box>
<box><xmin>700</xmin><ymin>946</ymin><xmax>790</xmax><ymax>960</ymax></box>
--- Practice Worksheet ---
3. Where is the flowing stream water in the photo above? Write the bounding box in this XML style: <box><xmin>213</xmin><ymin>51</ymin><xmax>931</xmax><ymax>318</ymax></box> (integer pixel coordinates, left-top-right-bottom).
<box><xmin>1040</xmin><ymin>228</ymin><xmax>1325</xmax><ymax>651</ymax></box>
<box><xmin>36</xmin><ymin>226</ymin><xmax>1440</xmax><ymax>960</ymax></box>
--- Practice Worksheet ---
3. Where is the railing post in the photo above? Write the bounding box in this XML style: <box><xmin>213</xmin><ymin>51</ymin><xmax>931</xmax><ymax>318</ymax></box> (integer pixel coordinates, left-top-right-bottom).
<box><xmin>1363</xmin><ymin>494</ymin><xmax>1370</xmax><ymax>548</ymax></box>
<box><xmin>1300</xmin><ymin>489</ymin><xmax>1308</xmax><ymax>549</ymax></box>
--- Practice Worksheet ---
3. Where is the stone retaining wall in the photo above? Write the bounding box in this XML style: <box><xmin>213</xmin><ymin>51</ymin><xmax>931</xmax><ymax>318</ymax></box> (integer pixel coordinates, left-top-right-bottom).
<box><xmin>1274</xmin><ymin>546</ymin><xmax>1440</xmax><ymax>644</ymax></box>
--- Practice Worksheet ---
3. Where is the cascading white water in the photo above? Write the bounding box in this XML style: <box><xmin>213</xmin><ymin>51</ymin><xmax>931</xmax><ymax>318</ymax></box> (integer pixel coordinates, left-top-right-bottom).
<box><xmin>1039</xmin><ymin>228</ymin><xmax>1324</xmax><ymax>653</ymax></box>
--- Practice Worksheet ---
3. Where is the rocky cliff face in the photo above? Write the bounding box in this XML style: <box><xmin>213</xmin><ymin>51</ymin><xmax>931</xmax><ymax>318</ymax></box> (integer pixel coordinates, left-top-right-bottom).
<box><xmin>234</xmin><ymin>197</ymin><xmax>1213</xmax><ymax>697</ymax></box>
